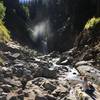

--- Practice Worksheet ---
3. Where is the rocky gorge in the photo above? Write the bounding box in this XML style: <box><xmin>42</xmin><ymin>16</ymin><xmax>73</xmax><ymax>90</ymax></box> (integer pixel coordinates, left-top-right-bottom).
<box><xmin>0</xmin><ymin>22</ymin><xmax>100</xmax><ymax>99</ymax></box>
<box><xmin>0</xmin><ymin>0</ymin><xmax>100</xmax><ymax>100</ymax></box>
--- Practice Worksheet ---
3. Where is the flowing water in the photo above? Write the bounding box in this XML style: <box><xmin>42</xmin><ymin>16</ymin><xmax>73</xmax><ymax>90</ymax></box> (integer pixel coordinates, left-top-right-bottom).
<box><xmin>19</xmin><ymin>0</ymin><xmax>52</xmax><ymax>54</ymax></box>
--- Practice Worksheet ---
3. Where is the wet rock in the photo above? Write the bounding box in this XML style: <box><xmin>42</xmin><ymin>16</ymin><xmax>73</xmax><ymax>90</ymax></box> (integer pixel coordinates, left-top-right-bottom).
<box><xmin>77</xmin><ymin>65</ymin><xmax>100</xmax><ymax>84</ymax></box>
<box><xmin>52</xmin><ymin>85</ymin><xmax>68</xmax><ymax>97</ymax></box>
<box><xmin>42</xmin><ymin>80</ymin><xmax>56</xmax><ymax>91</ymax></box>
<box><xmin>31</xmin><ymin>77</ymin><xmax>50</xmax><ymax>87</ymax></box>
<box><xmin>13</xmin><ymin>63</ymin><xmax>24</xmax><ymax>68</ymax></box>
<box><xmin>35</xmin><ymin>94</ymin><xmax>56</xmax><ymax>100</ymax></box>
<box><xmin>45</xmin><ymin>95</ymin><xmax>56</xmax><ymax>100</ymax></box>
<box><xmin>0</xmin><ymin>95</ymin><xmax>6</xmax><ymax>100</ymax></box>
<box><xmin>2</xmin><ymin>67</ymin><xmax>11</xmax><ymax>72</ymax></box>
<box><xmin>26</xmin><ymin>86</ymin><xmax>43</xmax><ymax>99</ymax></box>
<box><xmin>57</xmin><ymin>56</ymin><xmax>73</xmax><ymax>65</ymax></box>
<box><xmin>23</xmin><ymin>68</ymin><xmax>32</xmax><ymax>80</ymax></box>
<box><xmin>64</xmin><ymin>57</ymin><xmax>73</xmax><ymax>65</ymax></box>
<box><xmin>24</xmin><ymin>89</ymin><xmax>36</xmax><ymax>99</ymax></box>
<box><xmin>1</xmin><ymin>67</ymin><xmax>12</xmax><ymax>78</ymax></box>
<box><xmin>20</xmin><ymin>77</ymin><xmax>28</xmax><ymax>90</ymax></box>
<box><xmin>74</xmin><ymin>85</ymin><xmax>93</xmax><ymax>100</ymax></box>
<box><xmin>16</xmin><ymin>89</ymin><xmax>23</xmax><ymax>94</ymax></box>
<box><xmin>9</xmin><ymin>94</ymin><xmax>24</xmax><ymax>100</ymax></box>
<box><xmin>6</xmin><ymin>42</ymin><xmax>20</xmax><ymax>50</ymax></box>
<box><xmin>24</xmin><ymin>91</ymin><xmax>29</xmax><ymax>97</ymax></box>
<box><xmin>56</xmin><ymin>56</ymin><xmax>67</xmax><ymax>65</ymax></box>
<box><xmin>42</xmin><ymin>67</ymin><xmax>57</xmax><ymax>79</ymax></box>
<box><xmin>35</xmin><ymin>95</ymin><xmax>48</xmax><ymax>100</ymax></box>
<box><xmin>13</xmin><ymin>67</ymin><xmax>23</xmax><ymax>77</ymax></box>
<box><xmin>75</xmin><ymin>60</ymin><xmax>93</xmax><ymax>67</ymax></box>
<box><xmin>3</xmin><ymin>78</ymin><xmax>22</xmax><ymax>88</ymax></box>
<box><xmin>34</xmin><ymin>67</ymin><xmax>57</xmax><ymax>79</ymax></box>
<box><xmin>1</xmin><ymin>84</ymin><xmax>12</xmax><ymax>93</ymax></box>
<box><xmin>11</xmin><ymin>53</ymin><xmax>20</xmax><ymax>58</ymax></box>
<box><xmin>0</xmin><ymin>88</ymin><xmax>3</xmax><ymax>95</ymax></box>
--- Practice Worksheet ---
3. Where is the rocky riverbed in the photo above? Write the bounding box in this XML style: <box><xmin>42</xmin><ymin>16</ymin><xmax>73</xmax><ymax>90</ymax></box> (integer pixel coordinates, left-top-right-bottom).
<box><xmin>0</xmin><ymin>41</ymin><xmax>100</xmax><ymax>100</ymax></box>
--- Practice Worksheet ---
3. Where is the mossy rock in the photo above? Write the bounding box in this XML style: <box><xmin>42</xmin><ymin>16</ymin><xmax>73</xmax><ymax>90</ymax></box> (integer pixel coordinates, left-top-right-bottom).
<box><xmin>84</xmin><ymin>17</ymin><xmax>100</xmax><ymax>30</ymax></box>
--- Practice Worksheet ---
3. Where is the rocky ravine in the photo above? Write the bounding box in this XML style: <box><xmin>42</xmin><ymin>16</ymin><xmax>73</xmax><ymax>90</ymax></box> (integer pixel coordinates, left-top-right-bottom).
<box><xmin>0</xmin><ymin>41</ymin><xmax>100</xmax><ymax>100</ymax></box>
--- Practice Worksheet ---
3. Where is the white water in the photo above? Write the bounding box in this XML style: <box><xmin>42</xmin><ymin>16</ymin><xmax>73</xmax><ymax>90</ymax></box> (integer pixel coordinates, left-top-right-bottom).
<box><xmin>28</xmin><ymin>20</ymin><xmax>50</xmax><ymax>53</ymax></box>
<box><xmin>29</xmin><ymin>20</ymin><xmax>50</xmax><ymax>41</ymax></box>
<box><xmin>49</xmin><ymin>57</ymin><xmax>80</xmax><ymax>81</ymax></box>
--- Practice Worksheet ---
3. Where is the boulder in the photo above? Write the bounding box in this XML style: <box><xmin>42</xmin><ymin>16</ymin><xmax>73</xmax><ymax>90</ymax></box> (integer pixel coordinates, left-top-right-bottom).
<box><xmin>0</xmin><ymin>88</ymin><xmax>3</xmax><ymax>95</ymax></box>
<box><xmin>0</xmin><ymin>95</ymin><xmax>6</xmax><ymax>100</ymax></box>
<box><xmin>77</xmin><ymin>65</ymin><xmax>100</xmax><ymax>84</ymax></box>
<box><xmin>75</xmin><ymin>86</ymin><xmax>93</xmax><ymax>100</ymax></box>
<box><xmin>7</xmin><ymin>92</ymin><xmax>24</xmax><ymax>100</ymax></box>
<box><xmin>75</xmin><ymin>60</ymin><xmax>93</xmax><ymax>67</ymax></box>
<box><xmin>52</xmin><ymin>85</ymin><xmax>68</xmax><ymax>97</ymax></box>
<box><xmin>34</xmin><ymin>67</ymin><xmax>57</xmax><ymax>79</ymax></box>
<box><xmin>42</xmin><ymin>80</ymin><xmax>56</xmax><ymax>91</ymax></box>
<box><xmin>11</xmin><ymin>53</ymin><xmax>20</xmax><ymax>58</ymax></box>
<box><xmin>1</xmin><ymin>84</ymin><xmax>12</xmax><ymax>93</ymax></box>
<box><xmin>44</xmin><ymin>95</ymin><xmax>56</xmax><ymax>100</ymax></box>
<box><xmin>9</xmin><ymin>94</ymin><xmax>24</xmax><ymax>100</ymax></box>
<box><xmin>35</xmin><ymin>95</ymin><xmax>48</xmax><ymax>100</ymax></box>
<box><xmin>3</xmin><ymin>78</ymin><xmax>22</xmax><ymax>88</ymax></box>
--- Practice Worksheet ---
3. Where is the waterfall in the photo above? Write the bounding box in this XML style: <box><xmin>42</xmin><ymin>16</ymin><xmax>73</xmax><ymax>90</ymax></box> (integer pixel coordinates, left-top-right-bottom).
<box><xmin>18</xmin><ymin>0</ymin><xmax>62</xmax><ymax>53</ymax></box>
<box><xmin>28</xmin><ymin>20</ymin><xmax>50</xmax><ymax>54</ymax></box>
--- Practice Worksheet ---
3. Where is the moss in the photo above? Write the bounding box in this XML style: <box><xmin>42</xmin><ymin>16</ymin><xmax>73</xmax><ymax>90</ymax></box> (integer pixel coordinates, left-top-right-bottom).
<box><xmin>84</xmin><ymin>17</ymin><xmax>100</xmax><ymax>30</ymax></box>
<box><xmin>0</xmin><ymin>20</ymin><xmax>11</xmax><ymax>43</ymax></box>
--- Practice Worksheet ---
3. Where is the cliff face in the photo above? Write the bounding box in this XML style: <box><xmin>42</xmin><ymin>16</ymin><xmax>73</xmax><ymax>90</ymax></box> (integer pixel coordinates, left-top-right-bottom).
<box><xmin>4</xmin><ymin>0</ymin><xmax>99</xmax><ymax>52</ymax></box>
<box><xmin>73</xmin><ymin>18</ymin><xmax>100</xmax><ymax>70</ymax></box>
<box><xmin>0</xmin><ymin>1</ymin><xmax>100</xmax><ymax>99</ymax></box>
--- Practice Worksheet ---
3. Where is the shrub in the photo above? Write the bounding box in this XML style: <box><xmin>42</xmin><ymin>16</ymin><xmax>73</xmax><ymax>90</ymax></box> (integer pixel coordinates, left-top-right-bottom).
<box><xmin>0</xmin><ymin>1</ymin><xmax>6</xmax><ymax>20</ymax></box>
<box><xmin>0</xmin><ymin>20</ymin><xmax>11</xmax><ymax>43</ymax></box>
<box><xmin>84</xmin><ymin>17</ymin><xmax>100</xmax><ymax>30</ymax></box>
<box><xmin>0</xmin><ymin>1</ymin><xmax>11</xmax><ymax>43</ymax></box>
<box><xmin>21</xmin><ymin>4</ymin><xmax>30</xmax><ymax>18</ymax></box>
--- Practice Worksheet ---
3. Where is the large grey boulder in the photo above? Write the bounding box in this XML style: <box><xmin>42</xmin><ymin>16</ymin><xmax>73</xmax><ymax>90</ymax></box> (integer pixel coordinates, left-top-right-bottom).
<box><xmin>77</xmin><ymin>65</ymin><xmax>100</xmax><ymax>84</ymax></box>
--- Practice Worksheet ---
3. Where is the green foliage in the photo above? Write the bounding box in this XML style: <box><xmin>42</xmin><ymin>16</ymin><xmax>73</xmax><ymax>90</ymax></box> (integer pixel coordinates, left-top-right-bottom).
<box><xmin>0</xmin><ymin>20</ymin><xmax>11</xmax><ymax>43</ymax></box>
<box><xmin>0</xmin><ymin>1</ymin><xmax>6</xmax><ymax>20</ymax></box>
<box><xmin>21</xmin><ymin>4</ymin><xmax>30</xmax><ymax>18</ymax></box>
<box><xmin>0</xmin><ymin>1</ymin><xmax>11</xmax><ymax>43</ymax></box>
<box><xmin>84</xmin><ymin>17</ymin><xmax>100</xmax><ymax>30</ymax></box>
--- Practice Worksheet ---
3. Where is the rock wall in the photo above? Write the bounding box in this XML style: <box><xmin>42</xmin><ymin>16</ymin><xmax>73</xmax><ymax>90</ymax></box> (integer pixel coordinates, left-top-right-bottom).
<box><xmin>4</xmin><ymin>0</ymin><xmax>99</xmax><ymax>52</ymax></box>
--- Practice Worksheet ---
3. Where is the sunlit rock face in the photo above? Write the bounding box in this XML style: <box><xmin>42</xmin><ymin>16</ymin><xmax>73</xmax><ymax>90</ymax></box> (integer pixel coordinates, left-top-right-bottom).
<box><xmin>4</xmin><ymin>0</ymin><xmax>98</xmax><ymax>53</ymax></box>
